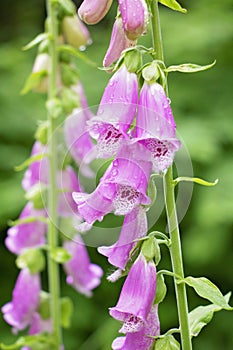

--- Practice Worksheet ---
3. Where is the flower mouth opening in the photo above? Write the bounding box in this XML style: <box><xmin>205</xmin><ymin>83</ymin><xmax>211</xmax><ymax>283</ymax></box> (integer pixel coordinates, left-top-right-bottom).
<box><xmin>92</xmin><ymin>123</ymin><xmax>124</xmax><ymax>158</ymax></box>
<box><xmin>120</xmin><ymin>314</ymin><xmax>144</xmax><ymax>333</ymax></box>
<box><xmin>113</xmin><ymin>185</ymin><xmax>141</xmax><ymax>215</ymax></box>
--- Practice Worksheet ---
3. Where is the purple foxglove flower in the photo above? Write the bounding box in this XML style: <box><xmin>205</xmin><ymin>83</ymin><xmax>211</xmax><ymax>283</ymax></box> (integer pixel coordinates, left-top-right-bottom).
<box><xmin>22</xmin><ymin>141</ymin><xmax>49</xmax><ymax>191</ymax></box>
<box><xmin>71</xmin><ymin>80</ymin><xmax>93</xmax><ymax>119</ymax></box>
<box><xmin>103</xmin><ymin>17</ymin><xmax>136</xmax><ymax>68</ymax></box>
<box><xmin>78</xmin><ymin>0</ymin><xmax>113</xmax><ymax>25</ymax></box>
<box><xmin>112</xmin><ymin>305</ymin><xmax>160</xmax><ymax>349</ymax></box>
<box><xmin>98</xmin><ymin>206</ymin><xmax>147</xmax><ymax>270</ymax></box>
<box><xmin>72</xmin><ymin>142</ymin><xmax>151</xmax><ymax>229</ymax></box>
<box><xmin>62</xmin><ymin>14</ymin><xmax>91</xmax><ymax>49</ymax></box>
<box><xmin>5</xmin><ymin>202</ymin><xmax>47</xmax><ymax>255</ymax></box>
<box><xmin>63</xmin><ymin>234</ymin><xmax>103</xmax><ymax>296</ymax></box>
<box><xmin>118</xmin><ymin>0</ymin><xmax>149</xmax><ymax>40</ymax></box>
<box><xmin>135</xmin><ymin>82</ymin><xmax>181</xmax><ymax>173</ymax></box>
<box><xmin>64</xmin><ymin>108</ymin><xmax>96</xmax><ymax>177</ymax></box>
<box><xmin>57</xmin><ymin>166</ymin><xmax>82</xmax><ymax>217</ymax></box>
<box><xmin>2</xmin><ymin>269</ymin><xmax>41</xmax><ymax>332</ymax></box>
<box><xmin>109</xmin><ymin>253</ymin><xmax>156</xmax><ymax>333</ymax></box>
<box><xmin>88</xmin><ymin>65</ymin><xmax>138</xmax><ymax>158</ymax></box>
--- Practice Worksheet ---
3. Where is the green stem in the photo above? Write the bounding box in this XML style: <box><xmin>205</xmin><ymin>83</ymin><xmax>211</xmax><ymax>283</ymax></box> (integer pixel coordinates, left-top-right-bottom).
<box><xmin>150</xmin><ymin>2</ymin><xmax>192</xmax><ymax>349</ymax></box>
<box><xmin>46</xmin><ymin>0</ymin><xmax>62</xmax><ymax>348</ymax></box>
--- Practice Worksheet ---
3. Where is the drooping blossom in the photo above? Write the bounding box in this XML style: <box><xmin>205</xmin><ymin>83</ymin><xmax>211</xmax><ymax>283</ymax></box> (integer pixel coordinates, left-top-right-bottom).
<box><xmin>109</xmin><ymin>253</ymin><xmax>156</xmax><ymax>333</ymax></box>
<box><xmin>103</xmin><ymin>17</ymin><xmax>136</xmax><ymax>68</ymax></box>
<box><xmin>63</xmin><ymin>234</ymin><xmax>103</xmax><ymax>297</ymax></box>
<box><xmin>135</xmin><ymin>82</ymin><xmax>181</xmax><ymax>173</ymax></box>
<box><xmin>78</xmin><ymin>0</ymin><xmax>113</xmax><ymax>25</ymax></box>
<box><xmin>98</xmin><ymin>206</ymin><xmax>147</xmax><ymax>271</ymax></box>
<box><xmin>62</xmin><ymin>14</ymin><xmax>91</xmax><ymax>49</ymax></box>
<box><xmin>112</xmin><ymin>305</ymin><xmax>160</xmax><ymax>350</ymax></box>
<box><xmin>118</xmin><ymin>0</ymin><xmax>149</xmax><ymax>40</ymax></box>
<box><xmin>2</xmin><ymin>269</ymin><xmax>41</xmax><ymax>332</ymax></box>
<box><xmin>5</xmin><ymin>202</ymin><xmax>47</xmax><ymax>255</ymax></box>
<box><xmin>88</xmin><ymin>65</ymin><xmax>138</xmax><ymax>158</ymax></box>
<box><xmin>72</xmin><ymin>142</ymin><xmax>152</xmax><ymax>229</ymax></box>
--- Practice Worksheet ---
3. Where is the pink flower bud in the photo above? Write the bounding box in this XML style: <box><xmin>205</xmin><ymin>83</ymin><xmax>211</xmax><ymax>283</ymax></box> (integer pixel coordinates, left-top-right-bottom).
<box><xmin>118</xmin><ymin>0</ymin><xmax>149</xmax><ymax>40</ymax></box>
<box><xmin>62</xmin><ymin>14</ymin><xmax>92</xmax><ymax>49</ymax></box>
<box><xmin>78</xmin><ymin>0</ymin><xmax>113</xmax><ymax>25</ymax></box>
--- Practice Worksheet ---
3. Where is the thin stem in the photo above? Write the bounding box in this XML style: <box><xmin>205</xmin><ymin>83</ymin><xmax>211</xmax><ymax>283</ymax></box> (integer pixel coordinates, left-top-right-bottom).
<box><xmin>46</xmin><ymin>0</ymin><xmax>62</xmax><ymax>348</ymax></box>
<box><xmin>150</xmin><ymin>2</ymin><xmax>192</xmax><ymax>349</ymax></box>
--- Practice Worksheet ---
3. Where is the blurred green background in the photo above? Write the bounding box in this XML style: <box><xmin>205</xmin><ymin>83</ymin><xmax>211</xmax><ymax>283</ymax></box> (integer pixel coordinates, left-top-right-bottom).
<box><xmin>0</xmin><ymin>0</ymin><xmax>233</xmax><ymax>349</ymax></box>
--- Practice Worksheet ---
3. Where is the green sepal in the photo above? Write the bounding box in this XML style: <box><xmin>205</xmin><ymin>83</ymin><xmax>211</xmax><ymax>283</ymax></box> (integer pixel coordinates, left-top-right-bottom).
<box><xmin>14</xmin><ymin>153</ymin><xmax>48</xmax><ymax>172</ymax></box>
<box><xmin>154</xmin><ymin>273</ymin><xmax>167</xmax><ymax>304</ymax></box>
<box><xmin>60</xmin><ymin>297</ymin><xmax>74</xmax><ymax>328</ymax></box>
<box><xmin>21</xmin><ymin>70</ymin><xmax>48</xmax><ymax>95</ymax></box>
<box><xmin>22</xmin><ymin>33</ymin><xmax>49</xmax><ymax>51</ymax></box>
<box><xmin>55</xmin><ymin>0</ymin><xmax>76</xmax><ymax>17</ymax></box>
<box><xmin>173</xmin><ymin>176</ymin><xmax>218</xmax><ymax>187</ymax></box>
<box><xmin>61</xmin><ymin>63</ymin><xmax>80</xmax><ymax>87</ymax></box>
<box><xmin>16</xmin><ymin>248</ymin><xmax>45</xmax><ymax>274</ymax></box>
<box><xmin>142</xmin><ymin>61</ymin><xmax>160</xmax><ymax>83</ymax></box>
<box><xmin>60</xmin><ymin>87</ymin><xmax>79</xmax><ymax>114</ymax></box>
<box><xmin>165</xmin><ymin>61</ymin><xmax>216</xmax><ymax>73</ymax></box>
<box><xmin>38</xmin><ymin>291</ymin><xmax>51</xmax><ymax>320</ymax></box>
<box><xmin>141</xmin><ymin>236</ymin><xmax>161</xmax><ymax>264</ymax></box>
<box><xmin>146</xmin><ymin>177</ymin><xmax>157</xmax><ymax>208</ymax></box>
<box><xmin>154</xmin><ymin>335</ymin><xmax>180</xmax><ymax>349</ymax></box>
<box><xmin>124</xmin><ymin>49</ymin><xmax>142</xmax><ymax>73</ymax></box>
<box><xmin>189</xmin><ymin>293</ymin><xmax>232</xmax><ymax>337</ymax></box>
<box><xmin>182</xmin><ymin>276</ymin><xmax>232</xmax><ymax>309</ymax></box>
<box><xmin>46</xmin><ymin>98</ymin><xmax>64</xmax><ymax>119</ymax></box>
<box><xmin>0</xmin><ymin>334</ymin><xmax>55</xmax><ymax>350</ymax></box>
<box><xmin>158</xmin><ymin>0</ymin><xmax>187</xmax><ymax>13</ymax></box>
<box><xmin>50</xmin><ymin>247</ymin><xmax>71</xmax><ymax>263</ymax></box>
<box><xmin>25</xmin><ymin>183</ymin><xmax>47</xmax><ymax>210</ymax></box>
<box><xmin>35</xmin><ymin>121</ymin><xmax>50</xmax><ymax>145</ymax></box>
<box><xmin>58</xmin><ymin>45</ymin><xmax>96</xmax><ymax>67</ymax></box>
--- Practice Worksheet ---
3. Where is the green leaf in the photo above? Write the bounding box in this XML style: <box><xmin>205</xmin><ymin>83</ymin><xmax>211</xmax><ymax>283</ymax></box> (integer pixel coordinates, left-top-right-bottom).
<box><xmin>16</xmin><ymin>248</ymin><xmax>45</xmax><ymax>274</ymax></box>
<box><xmin>59</xmin><ymin>45</ymin><xmax>96</xmax><ymax>66</ymax></box>
<box><xmin>154</xmin><ymin>335</ymin><xmax>180</xmax><ymax>349</ymax></box>
<box><xmin>154</xmin><ymin>273</ymin><xmax>167</xmax><ymax>304</ymax></box>
<box><xmin>165</xmin><ymin>61</ymin><xmax>216</xmax><ymax>73</ymax></box>
<box><xmin>189</xmin><ymin>293</ymin><xmax>232</xmax><ymax>337</ymax></box>
<box><xmin>173</xmin><ymin>177</ymin><xmax>218</xmax><ymax>187</ymax></box>
<box><xmin>147</xmin><ymin>177</ymin><xmax>157</xmax><ymax>207</ymax></box>
<box><xmin>15</xmin><ymin>153</ymin><xmax>48</xmax><ymax>172</ymax></box>
<box><xmin>21</xmin><ymin>70</ymin><xmax>48</xmax><ymax>95</ymax></box>
<box><xmin>8</xmin><ymin>216</ymin><xmax>48</xmax><ymax>226</ymax></box>
<box><xmin>22</xmin><ymin>33</ymin><xmax>48</xmax><ymax>51</ymax></box>
<box><xmin>158</xmin><ymin>0</ymin><xmax>187</xmax><ymax>13</ymax></box>
<box><xmin>60</xmin><ymin>297</ymin><xmax>74</xmax><ymax>328</ymax></box>
<box><xmin>183</xmin><ymin>276</ymin><xmax>232</xmax><ymax>309</ymax></box>
<box><xmin>50</xmin><ymin>247</ymin><xmax>71</xmax><ymax>263</ymax></box>
<box><xmin>0</xmin><ymin>334</ymin><xmax>54</xmax><ymax>349</ymax></box>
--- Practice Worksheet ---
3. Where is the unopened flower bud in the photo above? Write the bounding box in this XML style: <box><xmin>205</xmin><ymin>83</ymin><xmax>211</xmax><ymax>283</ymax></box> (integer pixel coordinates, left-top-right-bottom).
<box><xmin>32</xmin><ymin>53</ymin><xmax>50</xmax><ymax>93</ymax></box>
<box><xmin>62</xmin><ymin>14</ymin><xmax>92</xmax><ymax>50</ymax></box>
<box><xmin>78</xmin><ymin>0</ymin><xmax>113</xmax><ymax>25</ymax></box>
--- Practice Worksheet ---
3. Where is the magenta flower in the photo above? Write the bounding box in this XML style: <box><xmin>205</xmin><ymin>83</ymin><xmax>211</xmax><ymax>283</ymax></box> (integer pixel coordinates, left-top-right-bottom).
<box><xmin>78</xmin><ymin>0</ymin><xmax>113</xmax><ymax>25</ymax></box>
<box><xmin>5</xmin><ymin>202</ymin><xmax>47</xmax><ymax>255</ymax></box>
<box><xmin>63</xmin><ymin>234</ymin><xmax>103</xmax><ymax>297</ymax></box>
<box><xmin>2</xmin><ymin>269</ymin><xmax>41</xmax><ymax>332</ymax></box>
<box><xmin>135</xmin><ymin>82</ymin><xmax>181</xmax><ymax>173</ymax></box>
<box><xmin>72</xmin><ymin>143</ymin><xmax>151</xmax><ymax>228</ymax></box>
<box><xmin>103</xmin><ymin>17</ymin><xmax>136</xmax><ymax>68</ymax></box>
<box><xmin>109</xmin><ymin>253</ymin><xmax>156</xmax><ymax>333</ymax></box>
<box><xmin>88</xmin><ymin>65</ymin><xmax>138</xmax><ymax>158</ymax></box>
<box><xmin>98</xmin><ymin>206</ymin><xmax>147</xmax><ymax>270</ymax></box>
<box><xmin>118</xmin><ymin>0</ymin><xmax>149</xmax><ymax>40</ymax></box>
<box><xmin>64</xmin><ymin>108</ymin><xmax>95</xmax><ymax>177</ymax></box>
<box><xmin>22</xmin><ymin>141</ymin><xmax>48</xmax><ymax>192</ymax></box>
<box><xmin>112</xmin><ymin>305</ymin><xmax>160</xmax><ymax>349</ymax></box>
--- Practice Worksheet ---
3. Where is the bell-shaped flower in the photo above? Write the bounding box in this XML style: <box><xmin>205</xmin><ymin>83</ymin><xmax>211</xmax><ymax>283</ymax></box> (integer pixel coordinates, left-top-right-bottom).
<box><xmin>63</xmin><ymin>234</ymin><xmax>103</xmax><ymax>297</ymax></box>
<box><xmin>103</xmin><ymin>17</ymin><xmax>136</xmax><ymax>68</ymax></box>
<box><xmin>64</xmin><ymin>108</ymin><xmax>95</xmax><ymax>177</ymax></box>
<box><xmin>78</xmin><ymin>0</ymin><xmax>113</xmax><ymax>25</ymax></box>
<box><xmin>109</xmin><ymin>253</ymin><xmax>156</xmax><ymax>333</ymax></box>
<box><xmin>72</xmin><ymin>142</ymin><xmax>152</xmax><ymax>229</ymax></box>
<box><xmin>88</xmin><ymin>65</ymin><xmax>138</xmax><ymax>158</ymax></box>
<box><xmin>112</xmin><ymin>305</ymin><xmax>160</xmax><ymax>349</ymax></box>
<box><xmin>135</xmin><ymin>82</ymin><xmax>181</xmax><ymax>173</ymax></box>
<box><xmin>5</xmin><ymin>202</ymin><xmax>47</xmax><ymax>255</ymax></box>
<box><xmin>1</xmin><ymin>269</ymin><xmax>41</xmax><ymax>332</ymax></box>
<box><xmin>98</xmin><ymin>206</ymin><xmax>147</xmax><ymax>271</ymax></box>
<box><xmin>118</xmin><ymin>0</ymin><xmax>149</xmax><ymax>40</ymax></box>
<box><xmin>62</xmin><ymin>14</ymin><xmax>91</xmax><ymax>49</ymax></box>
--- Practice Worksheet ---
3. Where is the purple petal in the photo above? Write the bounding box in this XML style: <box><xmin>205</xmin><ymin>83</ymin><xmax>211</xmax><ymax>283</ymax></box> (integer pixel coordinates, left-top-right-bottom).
<box><xmin>5</xmin><ymin>202</ymin><xmax>47</xmax><ymax>255</ymax></box>
<box><xmin>63</xmin><ymin>234</ymin><xmax>103</xmax><ymax>296</ymax></box>
<box><xmin>78</xmin><ymin>0</ymin><xmax>113</xmax><ymax>25</ymax></box>
<box><xmin>109</xmin><ymin>254</ymin><xmax>156</xmax><ymax>333</ymax></box>
<box><xmin>98</xmin><ymin>206</ymin><xmax>147</xmax><ymax>270</ymax></box>
<box><xmin>2</xmin><ymin>269</ymin><xmax>41</xmax><ymax>332</ymax></box>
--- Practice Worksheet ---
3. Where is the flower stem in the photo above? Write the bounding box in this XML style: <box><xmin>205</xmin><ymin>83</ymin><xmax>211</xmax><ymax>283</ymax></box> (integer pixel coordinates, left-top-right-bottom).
<box><xmin>150</xmin><ymin>1</ymin><xmax>192</xmax><ymax>349</ymax></box>
<box><xmin>46</xmin><ymin>0</ymin><xmax>62</xmax><ymax>348</ymax></box>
